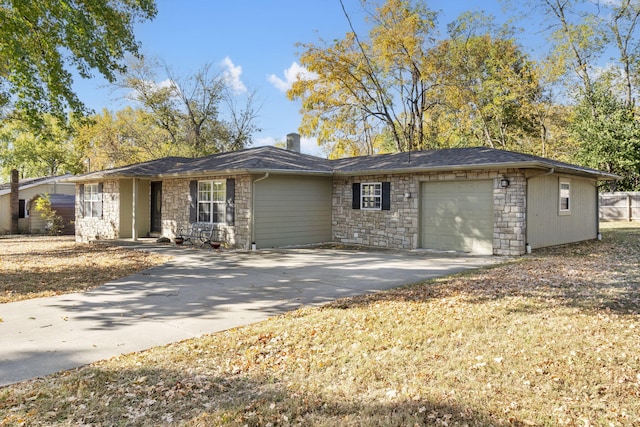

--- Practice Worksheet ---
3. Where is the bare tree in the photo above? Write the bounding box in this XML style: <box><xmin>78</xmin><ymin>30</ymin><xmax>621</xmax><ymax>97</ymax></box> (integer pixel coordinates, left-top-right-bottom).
<box><xmin>115</xmin><ymin>56</ymin><xmax>260</xmax><ymax>156</ymax></box>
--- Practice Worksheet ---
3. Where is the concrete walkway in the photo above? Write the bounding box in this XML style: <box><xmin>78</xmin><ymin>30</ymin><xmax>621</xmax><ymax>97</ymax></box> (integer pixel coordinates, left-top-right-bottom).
<box><xmin>0</xmin><ymin>244</ymin><xmax>500</xmax><ymax>386</ymax></box>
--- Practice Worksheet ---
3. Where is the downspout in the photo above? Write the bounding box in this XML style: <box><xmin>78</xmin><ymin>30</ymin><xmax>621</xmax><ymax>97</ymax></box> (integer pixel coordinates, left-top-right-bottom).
<box><xmin>132</xmin><ymin>178</ymin><xmax>138</xmax><ymax>242</ymax></box>
<box><xmin>596</xmin><ymin>182</ymin><xmax>601</xmax><ymax>240</ymax></box>
<box><xmin>596</xmin><ymin>180</ymin><xmax>608</xmax><ymax>240</ymax></box>
<box><xmin>251</xmin><ymin>173</ymin><xmax>270</xmax><ymax>249</ymax></box>
<box><xmin>524</xmin><ymin>168</ymin><xmax>554</xmax><ymax>253</ymax></box>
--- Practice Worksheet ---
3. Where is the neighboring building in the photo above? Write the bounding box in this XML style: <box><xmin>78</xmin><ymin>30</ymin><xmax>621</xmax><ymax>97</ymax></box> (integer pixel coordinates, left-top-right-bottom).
<box><xmin>0</xmin><ymin>174</ymin><xmax>75</xmax><ymax>234</ymax></box>
<box><xmin>27</xmin><ymin>193</ymin><xmax>76</xmax><ymax>235</ymax></box>
<box><xmin>67</xmin><ymin>139</ymin><xmax>617</xmax><ymax>255</ymax></box>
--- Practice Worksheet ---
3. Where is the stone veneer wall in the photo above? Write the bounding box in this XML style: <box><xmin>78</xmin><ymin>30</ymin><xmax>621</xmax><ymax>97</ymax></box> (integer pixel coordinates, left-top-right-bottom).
<box><xmin>493</xmin><ymin>173</ymin><xmax>526</xmax><ymax>256</ymax></box>
<box><xmin>160</xmin><ymin>174</ymin><xmax>252</xmax><ymax>249</ymax></box>
<box><xmin>333</xmin><ymin>174</ymin><xmax>419</xmax><ymax>250</ymax></box>
<box><xmin>75</xmin><ymin>179</ymin><xmax>120</xmax><ymax>242</ymax></box>
<box><xmin>332</xmin><ymin>169</ymin><xmax>526</xmax><ymax>255</ymax></box>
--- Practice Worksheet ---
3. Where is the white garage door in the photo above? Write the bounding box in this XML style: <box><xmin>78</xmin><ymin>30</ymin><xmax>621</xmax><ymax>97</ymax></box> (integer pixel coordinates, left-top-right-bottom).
<box><xmin>420</xmin><ymin>180</ymin><xmax>494</xmax><ymax>255</ymax></box>
<box><xmin>254</xmin><ymin>175</ymin><xmax>332</xmax><ymax>248</ymax></box>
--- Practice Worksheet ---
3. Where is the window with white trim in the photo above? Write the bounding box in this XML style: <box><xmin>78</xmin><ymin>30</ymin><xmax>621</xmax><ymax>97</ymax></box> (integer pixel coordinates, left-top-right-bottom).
<box><xmin>197</xmin><ymin>180</ymin><xmax>226</xmax><ymax>223</ymax></box>
<box><xmin>84</xmin><ymin>183</ymin><xmax>102</xmax><ymax>218</ymax></box>
<box><xmin>361</xmin><ymin>182</ymin><xmax>382</xmax><ymax>210</ymax></box>
<box><xmin>559</xmin><ymin>180</ymin><xmax>571</xmax><ymax>215</ymax></box>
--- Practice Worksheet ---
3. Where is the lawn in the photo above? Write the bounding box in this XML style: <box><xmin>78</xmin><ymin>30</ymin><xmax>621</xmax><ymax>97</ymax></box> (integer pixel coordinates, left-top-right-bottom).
<box><xmin>1</xmin><ymin>224</ymin><xmax>640</xmax><ymax>426</ymax></box>
<box><xmin>0</xmin><ymin>236</ymin><xmax>170</xmax><ymax>303</ymax></box>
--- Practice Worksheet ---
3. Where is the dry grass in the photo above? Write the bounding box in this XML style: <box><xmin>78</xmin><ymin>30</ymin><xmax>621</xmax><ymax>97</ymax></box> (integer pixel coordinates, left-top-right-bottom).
<box><xmin>0</xmin><ymin>236</ymin><xmax>171</xmax><ymax>303</ymax></box>
<box><xmin>1</xmin><ymin>224</ymin><xmax>640</xmax><ymax>426</ymax></box>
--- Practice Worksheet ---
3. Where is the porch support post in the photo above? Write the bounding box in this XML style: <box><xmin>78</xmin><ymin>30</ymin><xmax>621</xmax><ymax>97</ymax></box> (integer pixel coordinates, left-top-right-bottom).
<box><xmin>132</xmin><ymin>178</ymin><xmax>138</xmax><ymax>241</ymax></box>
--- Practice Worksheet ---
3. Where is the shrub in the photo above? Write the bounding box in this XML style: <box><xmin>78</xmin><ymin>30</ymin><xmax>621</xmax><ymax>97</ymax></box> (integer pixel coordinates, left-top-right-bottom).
<box><xmin>34</xmin><ymin>194</ymin><xmax>63</xmax><ymax>235</ymax></box>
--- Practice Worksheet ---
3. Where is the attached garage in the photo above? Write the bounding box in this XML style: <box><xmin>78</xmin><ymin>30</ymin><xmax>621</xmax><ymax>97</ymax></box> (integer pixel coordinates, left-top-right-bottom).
<box><xmin>420</xmin><ymin>180</ymin><xmax>494</xmax><ymax>255</ymax></box>
<box><xmin>253</xmin><ymin>174</ymin><xmax>332</xmax><ymax>248</ymax></box>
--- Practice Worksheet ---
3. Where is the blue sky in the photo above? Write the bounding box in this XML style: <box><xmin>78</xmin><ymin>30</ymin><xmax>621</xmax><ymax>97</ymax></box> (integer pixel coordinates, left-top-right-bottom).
<box><xmin>73</xmin><ymin>0</ymin><xmax>516</xmax><ymax>157</ymax></box>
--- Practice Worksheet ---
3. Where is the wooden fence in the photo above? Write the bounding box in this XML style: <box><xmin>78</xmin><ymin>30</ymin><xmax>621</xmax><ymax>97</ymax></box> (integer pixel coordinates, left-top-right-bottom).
<box><xmin>599</xmin><ymin>192</ymin><xmax>640</xmax><ymax>221</ymax></box>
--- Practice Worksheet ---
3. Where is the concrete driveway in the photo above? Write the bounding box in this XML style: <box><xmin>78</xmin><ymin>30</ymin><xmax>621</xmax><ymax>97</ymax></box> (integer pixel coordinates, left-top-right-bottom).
<box><xmin>0</xmin><ymin>245</ymin><xmax>500</xmax><ymax>386</ymax></box>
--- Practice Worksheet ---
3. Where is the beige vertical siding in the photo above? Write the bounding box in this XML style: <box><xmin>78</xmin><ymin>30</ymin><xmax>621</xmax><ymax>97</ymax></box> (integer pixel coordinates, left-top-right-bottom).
<box><xmin>254</xmin><ymin>175</ymin><xmax>332</xmax><ymax>248</ymax></box>
<box><xmin>136</xmin><ymin>180</ymin><xmax>150</xmax><ymax>238</ymax></box>
<box><xmin>420</xmin><ymin>180</ymin><xmax>494</xmax><ymax>254</ymax></box>
<box><xmin>0</xmin><ymin>194</ymin><xmax>10</xmax><ymax>233</ymax></box>
<box><xmin>119</xmin><ymin>179</ymin><xmax>133</xmax><ymax>238</ymax></box>
<box><xmin>117</xmin><ymin>179</ymin><xmax>150</xmax><ymax>238</ymax></box>
<box><xmin>526</xmin><ymin>174</ymin><xmax>597</xmax><ymax>249</ymax></box>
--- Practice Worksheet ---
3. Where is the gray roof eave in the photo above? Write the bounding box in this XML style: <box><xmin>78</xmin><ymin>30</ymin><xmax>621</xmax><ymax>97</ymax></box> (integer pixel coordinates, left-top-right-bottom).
<box><xmin>155</xmin><ymin>168</ymin><xmax>334</xmax><ymax>179</ymax></box>
<box><xmin>62</xmin><ymin>158</ymin><xmax>621</xmax><ymax>183</ymax></box>
<box><xmin>332</xmin><ymin>161</ymin><xmax>621</xmax><ymax>180</ymax></box>
<box><xmin>0</xmin><ymin>174</ymin><xmax>74</xmax><ymax>195</ymax></box>
<box><xmin>65</xmin><ymin>168</ymin><xmax>334</xmax><ymax>182</ymax></box>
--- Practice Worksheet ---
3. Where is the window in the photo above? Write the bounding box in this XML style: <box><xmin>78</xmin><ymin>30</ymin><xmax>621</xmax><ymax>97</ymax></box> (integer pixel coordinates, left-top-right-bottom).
<box><xmin>18</xmin><ymin>199</ymin><xmax>26</xmax><ymax>219</ymax></box>
<box><xmin>559</xmin><ymin>180</ymin><xmax>571</xmax><ymax>215</ymax></box>
<box><xmin>197</xmin><ymin>180</ymin><xmax>226</xmax><ymax>223</ymax></box>
<box><xmin>361</xmin><ymin>182</ymin><xmax>382</xmax><ymax>210</ymax></box>
<box><xmin>84</xmin><ymin>183</ymin><xmax>102</xmax><ymax>218</ymax></box>
<box><xmin>352</xmin><ymin>182</ymin><xmax>391</xmax><ymax>210</ymax></box>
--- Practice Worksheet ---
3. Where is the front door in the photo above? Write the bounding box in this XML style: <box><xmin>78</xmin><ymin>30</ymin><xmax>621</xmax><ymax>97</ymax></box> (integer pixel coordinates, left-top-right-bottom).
<box><xmin>151</xmin><ymin>181</ymin><xmax>162</xmax><ymax>233</ymax></box>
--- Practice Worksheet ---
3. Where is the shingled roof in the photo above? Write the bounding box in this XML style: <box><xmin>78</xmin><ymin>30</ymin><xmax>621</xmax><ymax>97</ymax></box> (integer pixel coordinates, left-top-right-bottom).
<box><xmin>0</xmin><ymin>174</ymin><xmax>73</xmax><ymax>196</ymax></box>
<box><xmin>332</xmin><ymin>147</ymin><xmax>618</xmax><ymax>179</ymax></box>
<box><xmin>70</xmin><ymin>146</ymin><xmax>333</xmax><ymax>181</ymax></box>
<box><xmin>67</xmin><ymin>145</ymin><xmax>618</xmax><ymax>182</ymax></box>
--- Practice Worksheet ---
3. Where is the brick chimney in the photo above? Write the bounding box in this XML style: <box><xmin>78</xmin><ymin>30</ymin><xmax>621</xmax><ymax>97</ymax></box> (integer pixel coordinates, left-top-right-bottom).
<box><xmin>10</xmin><ymin>169</ymin><xmax>19</xmax><ymax>234</ymax></box>
<box><xmin>286</xmin><ymin>133</ymin><xmax>301</xmax><ymax>153</ymax></box>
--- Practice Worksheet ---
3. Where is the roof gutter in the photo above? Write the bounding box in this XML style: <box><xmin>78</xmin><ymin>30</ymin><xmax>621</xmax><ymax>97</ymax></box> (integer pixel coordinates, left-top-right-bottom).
<box><xmin>65</xmin><ymin>168</ymin><xmax>333</xmax><ymax>183</ymax></box>
<box><xmin>250</xmin><ymin>173</ymin><xmax>270</xmax><ymax>249</ymax></box>
<box><xmin>332</xmin><ymin>161</ymin><xmax>620</xmax><ymax>180</ymax></box>
<box><xmin>526</xmin><ymin>167</ymin><xmax>555</xmax><ymax>181</ymax></box>
<box><xmin>64</xmin><ymin>159</ymin><xmax>620</xmax><ymax>182</ymax></box>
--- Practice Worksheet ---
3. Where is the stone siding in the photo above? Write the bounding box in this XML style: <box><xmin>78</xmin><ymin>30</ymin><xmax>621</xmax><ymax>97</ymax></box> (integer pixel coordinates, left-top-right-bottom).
<box><xmin>75</xmin><ymin>180</ymin><xmax>120</xmax><ymax>242</ymax></box>
<box><xmin>493</xmin><ymin>173</ymin><xmax>526</xmax><ymax>256</ymax></box>
<box><xmin>333</xmin><ymin>174</ymin><xmax>419</xmax><ymax>250</ymax></box>
<box><xmin>160</xmin><ymin>175</ymin><xmax>252</xmax><ymax>249</ymax></box>
<box><xmin>332</xmin><ymin>170</ymin><xmax>526</xmax><ymax>255</ymax></box>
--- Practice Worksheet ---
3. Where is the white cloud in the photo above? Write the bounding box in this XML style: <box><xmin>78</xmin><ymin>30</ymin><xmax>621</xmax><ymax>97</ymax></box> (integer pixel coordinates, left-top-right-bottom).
<box><xmin>156</xmin><ymin>78</ymin><xmax>174</xmax><ymax>90</ymax></box>
<box><xmin>268</xmin><ymin>62</ymin><xmax>317</xmax><ymax>93</ymax></box>
<box><xmin>253</xmin><ymin>134</ymin><xmax>323</xmax><ymax>157</ymax></box>
<box><xmin>300</xmin><ymin>135</ymin><xmax>323</xmax><ymax>157</ymax></box>
<box><xmin>221</xmin><ymin>56</ymin><xmax>247</xmax><ymax>94</ymax></box>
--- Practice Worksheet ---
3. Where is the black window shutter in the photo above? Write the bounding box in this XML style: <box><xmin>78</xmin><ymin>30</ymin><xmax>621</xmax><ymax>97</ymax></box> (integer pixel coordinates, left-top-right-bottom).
<box><xmin>79</xmin><ymin>184</ymin><xmax>85</xmax><ymax>217</ymax></box>
<box><xmin>97</xmin><ymin>182</ymin><xmax>104</xmax><ymax>218</ymax></box>
<box><xmin>382</xmin><ymin>182</ymin><xmax>391</xmax><ymax>211</ymax></box>
<box><xmin>352</xmin><ymin>183</ymin><xmax>361</xmax><ymax>209</ymax></box>
<box><xmin>189</xmin><ymin>180</ymin><xmax>197</xmax><ymax>222</ymax></box>
<box><xmin>226</xmin><ymin>178</ymin><xmax>235</xmax><ymax>225</ymax></box>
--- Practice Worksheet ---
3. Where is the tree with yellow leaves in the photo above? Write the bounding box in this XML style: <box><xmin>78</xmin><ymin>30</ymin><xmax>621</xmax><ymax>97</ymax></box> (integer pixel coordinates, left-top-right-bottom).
<box><xmin>289</xmin><ymin>1</ymin><xmax>549</xmax><ymax>158</ymax></box>
<box><xmin>427</xmin><ymin>12</ymin><xmax>543</xmax><ymax>151</ymax></box>
<box><xmin>288</xmin><ymin>0</ymin><xmax>438</xmax><ymax>157</ymax></box>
